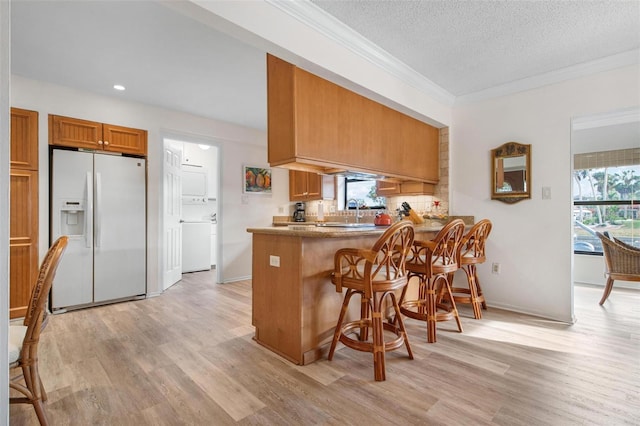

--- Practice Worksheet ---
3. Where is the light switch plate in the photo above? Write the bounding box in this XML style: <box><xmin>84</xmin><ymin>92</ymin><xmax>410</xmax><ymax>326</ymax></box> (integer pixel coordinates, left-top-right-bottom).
<box><xmin>542</xmin><ymin>186</ymin><xmax>551</xmax><ymax>200</ymax></box>
<box><xmin>269</xmin><ymin>255</ymin><xmax>280</xmax><ymax>267</ymax></box>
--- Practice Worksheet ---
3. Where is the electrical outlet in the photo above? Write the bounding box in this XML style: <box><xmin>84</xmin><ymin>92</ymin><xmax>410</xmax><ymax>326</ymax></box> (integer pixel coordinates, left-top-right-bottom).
<box><xmin>329</xmin><ymin>205</ymin><xmax>336</xmax><ymax>213</ymax></box>
<box><xmin>269</xmin><ymin>255</ymin><xmax>280</xmax><ymax>267</ymax></box>
<box><xmin>278</xmin><ymin>206</ymin><xmax>284</xmax><ymax>214</ymax></box>
<box><xmin>491</xmin><ymin>262</ymin><xmax>500</xmax><ymax>274</ymax></box>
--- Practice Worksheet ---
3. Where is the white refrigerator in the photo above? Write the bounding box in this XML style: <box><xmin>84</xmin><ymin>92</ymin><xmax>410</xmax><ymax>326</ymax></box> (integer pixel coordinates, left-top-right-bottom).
<box><xmin>51</xmin><ymin>149</ymin><xmax>146</xmax><ymax>311</ymax></box>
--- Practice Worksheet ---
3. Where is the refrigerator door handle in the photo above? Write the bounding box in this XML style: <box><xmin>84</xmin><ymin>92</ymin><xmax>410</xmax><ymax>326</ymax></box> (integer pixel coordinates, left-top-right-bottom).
<box><xmin>95</xmin><ymin>172</ymin><xmax>102</xmax><ymax>248</ymax></box>
<box><xmin>86</xmin><ymin>172</ymin><xmax>93</xmax><ymax>248</ymax></box>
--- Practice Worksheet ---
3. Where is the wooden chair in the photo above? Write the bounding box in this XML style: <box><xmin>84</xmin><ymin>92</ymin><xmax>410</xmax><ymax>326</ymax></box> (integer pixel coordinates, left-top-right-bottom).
<box><xmin>328</xmin><ymin>221</ymin><xmax>415</xmax><ymax>381</ymax></box>
<box><xmin>448</xmin><ymin>219</ymin><xmax>492</xmax><ymax>319</ymax></box>
<box><xmin>595</xmin><ymin>232</ymin><xmax>640</xmax><ymax>305</ymax></box>
<box><xmin>399</xmin><ymin>219</ymin><xmax>465</xmax><ymax>343</ymax></box>
<box><xmin>10</xmin><ymin>236</ymin><xmax>68</xmax><ymax>425</ymax></box>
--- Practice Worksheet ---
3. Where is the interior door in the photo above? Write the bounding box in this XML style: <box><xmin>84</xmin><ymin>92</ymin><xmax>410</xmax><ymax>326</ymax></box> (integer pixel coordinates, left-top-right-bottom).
<box><xmin>163</xmin><ymin>141</ymin><xmax>183</xmax><ymax>289</ymax></box>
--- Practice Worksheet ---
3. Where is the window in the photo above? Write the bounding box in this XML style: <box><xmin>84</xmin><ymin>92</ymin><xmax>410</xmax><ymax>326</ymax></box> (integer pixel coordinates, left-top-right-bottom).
<box><xmin>344</xmin><ymin>178</ymin><xmax>386</xmax><ymax>209</ymax></box>
<box><xmin>573</xmin><ymin>149</ymin><xmax>639</xmax><ymax>254</ymax></box>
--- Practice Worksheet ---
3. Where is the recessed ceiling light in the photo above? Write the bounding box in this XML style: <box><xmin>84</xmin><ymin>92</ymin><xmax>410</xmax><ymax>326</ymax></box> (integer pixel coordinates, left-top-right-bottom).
<box><xmin>113</xmin><ymin>84</ymin><xmax>126</xmax><ymax>91</ymax></box>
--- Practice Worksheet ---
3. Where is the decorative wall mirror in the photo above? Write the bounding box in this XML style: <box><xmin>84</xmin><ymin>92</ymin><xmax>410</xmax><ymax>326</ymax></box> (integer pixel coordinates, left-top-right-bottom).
<box><xmin>491</xmin><ymin>142</ymin><xmax>531</xmax><ymax>203</ymax></box>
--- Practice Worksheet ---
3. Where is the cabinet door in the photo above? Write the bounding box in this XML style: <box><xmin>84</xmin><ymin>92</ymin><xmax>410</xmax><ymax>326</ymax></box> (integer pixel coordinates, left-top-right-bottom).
<box><xmin>103</xmin><ymin>123</ymin><xmax>147</xmax><ymax>156</ymax></box>
<box><xmin>376</xmin><ymin>180</ymin><xmax>400</xmax><ymax>196</ymax></box>
<box><xmin>290</xmin><ymin>170</ymin><xmax>309</xmax><ymax>201</ymax></box>
<box><xmin>49</xmin><ymin>115</ymin><xmax>102</xmax><ymax>150</ymax></box>
<box><xmin>10</xmin><ymin>108</ymin><xmax>38</xmax><ymax>170</ymax></box>
<box><xmin>305</xmin><ymin>172</ymin><xmax>322</xmax><ymax>200</ymax></box>
<box><xmin>294</xmin><ymin>68</ymin><xmax>339</xmax><ymax>163</ymax></box>
<box><xmin>9</xmin><ymin>169</ymin><xmax>39</xmax><ymax>319</ymax></box>
<box><xmin>289</xmin><ymin>170</ymin><xmax>322</xmax><ymax>201</ymax></box>
<box><xmin>400</xmin><ymin>181</ymin><xmax>435</xmax><ymax>195</ymax></box>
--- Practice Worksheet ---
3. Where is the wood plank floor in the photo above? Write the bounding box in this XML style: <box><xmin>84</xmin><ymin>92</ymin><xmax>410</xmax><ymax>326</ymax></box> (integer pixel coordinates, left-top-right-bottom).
<box><xmin>10</xmin><ymin>270</ymin><xmax>640</xmax><ymax>425</ymax></box>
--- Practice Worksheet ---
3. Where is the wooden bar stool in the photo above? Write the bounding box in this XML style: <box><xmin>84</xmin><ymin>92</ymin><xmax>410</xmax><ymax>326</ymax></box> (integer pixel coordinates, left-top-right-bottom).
<box><xmin>399</xmin><ymin>219</ymin><xmax>465</xmax><ymax>343</ymax></box>
<box><xmin>448</xmin><ymin>219</ymin><xmax>492</xmax><ymax>319</ymax></box>
<box><xmin>10</xmin><ymin>236</ymin><xmax>68</xmax><ymax>425</ymax></box>
<box><xmin>328</xmin><ymin>221</ymin><xmax>415</xmax><ymax>381</ymax></box>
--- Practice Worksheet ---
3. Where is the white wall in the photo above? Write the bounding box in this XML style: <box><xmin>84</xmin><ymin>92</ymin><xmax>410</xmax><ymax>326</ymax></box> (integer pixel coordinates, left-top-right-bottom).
<box><xmin>574</xmin><ymin>254</ymin><xmax>638</xmax><ymax>290</ymax></box>
<box><xmin>10</xmin><ymin>76</ymin><xmax>290</xmax><ymax>293</ymax></box>
<box><xmin>450</xmin><ymin>64</ymin><xmax>640</xmax><ymax>322</ymax></box>
<box><xmin>171</xmin><ymin>0</ymin><xmax>452</xmax><ymax>127</ymax></box>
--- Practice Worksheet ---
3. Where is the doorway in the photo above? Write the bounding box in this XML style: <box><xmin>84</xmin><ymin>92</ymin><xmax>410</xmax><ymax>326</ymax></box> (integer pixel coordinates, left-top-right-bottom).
<box><xmin>162</xmin><ymin>135</ymin><xmax>221</xmax><ymax>290</ymax></box>
<box><xmin>570</xmin><ymin>107</ymin><xmax>640</xmax><ymax>296</ymax></box>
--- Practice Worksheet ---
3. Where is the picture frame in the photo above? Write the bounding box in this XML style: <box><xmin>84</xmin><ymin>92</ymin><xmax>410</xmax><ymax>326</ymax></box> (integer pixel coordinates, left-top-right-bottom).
<box><xmin>243</xmin><ymin>165</ymin><xmax>272</xmax><ymax>194</ymax></box>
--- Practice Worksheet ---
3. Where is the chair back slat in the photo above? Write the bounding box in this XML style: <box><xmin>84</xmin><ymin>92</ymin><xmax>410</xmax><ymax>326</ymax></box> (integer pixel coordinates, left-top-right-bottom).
<box><xmin>460</xmin><ymin>219</ymin><xmax>492</xmax><ymax>261</ymax></box>
<box><xmin>22</xmin><ymin>236</ymin><xmax>68</xmax><ymax>349</ymax></box>
<box><xmin>409</xmin><ymin>219</ymin><xmax>465</xmax><ymax>276</ymax></box>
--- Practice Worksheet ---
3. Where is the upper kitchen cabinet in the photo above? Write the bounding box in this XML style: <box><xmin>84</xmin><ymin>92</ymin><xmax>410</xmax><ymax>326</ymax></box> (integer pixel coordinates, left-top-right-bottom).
<box><xmin>376</xmin><ymin>180</ymin><xmax>436</xmax><ymax>196</ymax></box>
<box><xmin>289</xmin><ymin>170</ymin><xmax>322</xmax><ymax>201</ymax></box>
<box><xmin>49</xmin><ymin>114</ymin><xmax>147</xmax><ymax>156</ymax></box>
<box><xmin>267</xmin><ymin>54</ymin><xmax>440</xmax><ymax>184</ymax></box>
<box><xmin>289</xmin><ymin>170</ymin><xmax>335</xmax><ymax>201</ymax></box>
<box><xmin>11</xmin><ymin>108</ymin><xmax>39</xmax><ymax>170</ymax></box>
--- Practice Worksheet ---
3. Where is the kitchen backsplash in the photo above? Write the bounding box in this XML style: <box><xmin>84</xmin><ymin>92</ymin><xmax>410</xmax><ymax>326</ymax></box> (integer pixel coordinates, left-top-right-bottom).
<box><xmin>302</xmin><ymin>195</ymin><xmax>448</xmax><ymax>221</ymax></box>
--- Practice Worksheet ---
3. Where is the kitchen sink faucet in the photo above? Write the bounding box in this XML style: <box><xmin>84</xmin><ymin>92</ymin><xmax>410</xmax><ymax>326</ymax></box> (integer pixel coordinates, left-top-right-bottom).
<box><xmin>348</xmin><ymin>198</ymin><xmax>364</xmax><ymax>223</ymax></box>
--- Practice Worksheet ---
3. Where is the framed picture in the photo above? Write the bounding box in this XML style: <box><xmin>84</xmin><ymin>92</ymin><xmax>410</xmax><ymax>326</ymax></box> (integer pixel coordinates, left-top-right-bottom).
<box><xmin>243</xmin><ymin>165</ymin><xmax>272</xmax><ymax>194</ymax></box>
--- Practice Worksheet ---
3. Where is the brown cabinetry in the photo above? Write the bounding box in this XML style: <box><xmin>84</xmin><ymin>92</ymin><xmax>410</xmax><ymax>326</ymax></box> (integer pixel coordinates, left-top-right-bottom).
<box><xmin>289</xmin><ymin>170</ymin><xmax>336</xmax><ymax>201</ymax></box>
<box><xmin>10</xmin><ymin>108</ymin><xmax>39</xmax><ymax>319</ymax></box>
<box><xmin>289</xmin><ymin>170</ymin><xmax>322</xmax><ymax>201</ymax></box>
<box><xmin>267</xmin><ymin>54</ymin><xmax>439</xmax><ymax>183</ymax></box>
<box><xmin>376</xmin><ymin>180</ymin><xmax>435</xmax><ymax>196</ymax></box>
<box><xmin>49</xmin><ymin>114</ymin><xmax>147</xmax><ymax>156</ymax></box>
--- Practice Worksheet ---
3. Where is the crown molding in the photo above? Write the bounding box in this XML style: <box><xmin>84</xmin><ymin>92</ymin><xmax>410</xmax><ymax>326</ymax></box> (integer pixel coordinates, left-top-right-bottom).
<box><xmin>572</xmin><ymin>106</ymin><xmax>640</xmax><ymax>131</ymax></box>
<box><xmin>265</xmin><ymin>0</ymin><xmax>456</xmax><ymax>106</ymax></box>
<box><xmin>455</xmin><ymin>49</ymin><xmax>640</xmax><ymax>106</ymax></box>
<box><xmin>265</xmin><ymin>1</ymin><xmax>638</xmax><ymax>108</ymax></box>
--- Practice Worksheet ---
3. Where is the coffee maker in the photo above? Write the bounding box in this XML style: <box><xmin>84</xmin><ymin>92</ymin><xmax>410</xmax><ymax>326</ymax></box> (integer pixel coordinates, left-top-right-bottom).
<box><xmin>293</xmin><ymin>202</ymin><xmax>306</xmax><ymax>222</ymax></box>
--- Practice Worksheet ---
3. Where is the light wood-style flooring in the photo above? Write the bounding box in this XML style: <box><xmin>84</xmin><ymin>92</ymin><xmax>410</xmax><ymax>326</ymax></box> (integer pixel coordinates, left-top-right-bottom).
<box><xmin>10</xmin><ymin>270</ymin><xmax>640</xmax><ymax>425</ymax></box>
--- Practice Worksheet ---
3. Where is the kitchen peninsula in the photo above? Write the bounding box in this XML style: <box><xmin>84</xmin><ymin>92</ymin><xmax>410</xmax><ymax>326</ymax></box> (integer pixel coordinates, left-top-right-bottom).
<box><xmin>247</xmin><ymin>222</ymin><xmax>445</xmax><ymax>365</ymax></box>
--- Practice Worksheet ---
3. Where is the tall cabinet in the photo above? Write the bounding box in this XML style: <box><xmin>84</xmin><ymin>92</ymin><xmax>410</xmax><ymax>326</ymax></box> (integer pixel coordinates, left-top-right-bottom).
<box><xmin>10</xmin><ymin>107</ymin><xmax>39</xmax><ymax>319</ymax></box>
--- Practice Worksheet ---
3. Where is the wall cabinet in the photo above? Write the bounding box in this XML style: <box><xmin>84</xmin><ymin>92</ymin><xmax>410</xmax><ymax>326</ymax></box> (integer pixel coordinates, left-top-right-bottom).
<box><xmin>11</xmin><ymin>108</ymin><xmax>39</xmax><ymax>170</ymax></box>
<box><xmin>376</xmin><ymin>180</ymin><xmax>435</xmax><ymax>196</ymax></box>
<box><xmin>267</xmin><ymin>54</ymin><xmax>439</xmax><ymax>183</ymax></box>
<box><xmin>289</xmin><ymin>170</ymin><xmax>322</xmax><ymax>201</ymax></box>
<box><xmin>289</xmin><ymin>170</ymin><xmax>336</xmax><ymax>201</ymax></box>
<box><xmin>10</xmin><ymin>108</ymin><xmax>39</xmax><ymax>319</ymax></box>
<box><xmin>49</xmin><ymin>114</ymin><xmax>147</xmax><ymax>156</ymax></box>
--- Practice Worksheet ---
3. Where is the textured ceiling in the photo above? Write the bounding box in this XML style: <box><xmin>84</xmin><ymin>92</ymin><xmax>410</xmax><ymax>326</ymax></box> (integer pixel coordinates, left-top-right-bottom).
<box><xmin>10</xmin><ymin>0</ymin><xmax>640</xmax><ymax>133</ymax></box>
<box><xmin>311</xmin><ymin>0</ymin><xmax>640</xmax><ymax>96</ymax></box>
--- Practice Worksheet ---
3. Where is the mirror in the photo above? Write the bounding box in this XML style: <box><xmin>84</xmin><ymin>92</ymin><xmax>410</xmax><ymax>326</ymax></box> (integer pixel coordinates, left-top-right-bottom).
<box><xmin>491</xmin><ymin>142</ymin><xmax>531</xmax><ymax>203</ymax></box>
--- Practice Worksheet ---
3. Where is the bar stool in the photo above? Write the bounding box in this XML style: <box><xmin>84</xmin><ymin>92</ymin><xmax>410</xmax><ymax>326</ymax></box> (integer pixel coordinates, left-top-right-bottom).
<box><xmin>328</xmin><ymin>221</ymin><xmax>415</xmax><ymax>381</ymax></box>
<box><xmin>399</xmin><ymin>219</ymin><xmax>465</xmax><ymax>343</ymax></box>
<box><xmin>449</xmin><ymin>219</ymin><xmax>492</xmax><ymax>319</ymax></box>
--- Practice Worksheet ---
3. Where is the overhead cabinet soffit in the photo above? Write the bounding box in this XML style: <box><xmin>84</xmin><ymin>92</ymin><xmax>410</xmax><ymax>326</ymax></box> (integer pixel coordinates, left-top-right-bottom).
<box><xmin>267</xmin><ymin>54</ymin><xmax>439</xmax><ymax>184</ymax></box>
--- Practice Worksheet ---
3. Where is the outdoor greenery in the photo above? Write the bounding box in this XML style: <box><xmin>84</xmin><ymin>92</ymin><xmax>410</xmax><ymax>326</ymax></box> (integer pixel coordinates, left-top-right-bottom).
<box><xmin>573</xmin><ymin>166</ymin><xmax>639</xmax><ymax>224</ymax></box>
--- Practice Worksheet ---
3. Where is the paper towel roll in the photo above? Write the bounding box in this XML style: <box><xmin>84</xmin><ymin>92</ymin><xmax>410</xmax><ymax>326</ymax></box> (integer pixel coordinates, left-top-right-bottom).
<box><xmin>318</xmin><ymin>202</ymin><xmax>324</xmax><ymax>221</ymax></box>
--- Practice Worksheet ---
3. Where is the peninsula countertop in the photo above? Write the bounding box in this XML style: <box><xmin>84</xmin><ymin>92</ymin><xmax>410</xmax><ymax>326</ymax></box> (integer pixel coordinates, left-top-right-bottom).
<box><xmin>247</xmin><ymin>221</ymin><xmax>448</xmax><ymax>238</ymax></box>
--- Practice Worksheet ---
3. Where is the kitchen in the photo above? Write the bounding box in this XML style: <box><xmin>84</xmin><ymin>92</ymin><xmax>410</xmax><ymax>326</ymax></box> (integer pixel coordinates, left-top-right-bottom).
<box><xmin>4</xmin><ymin>1</ymin><xmax>640</xmax><ymax>424</ymax></box>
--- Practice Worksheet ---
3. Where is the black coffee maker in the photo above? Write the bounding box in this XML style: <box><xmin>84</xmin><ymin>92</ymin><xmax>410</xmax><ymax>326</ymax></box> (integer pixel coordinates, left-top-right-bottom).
<box><xmin>293</xmin><ymin>202</ymin><xmax>306</xmax><ymax>222</ymax></box>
